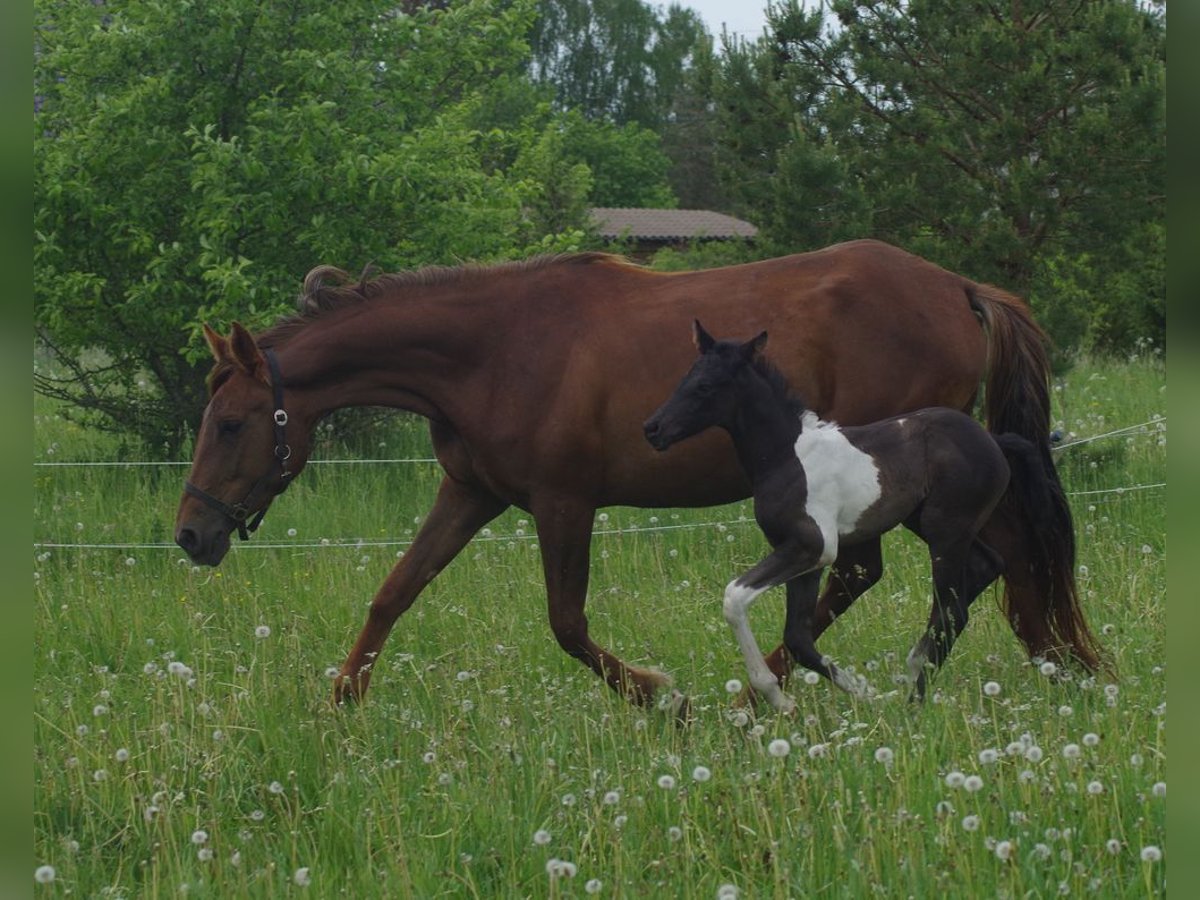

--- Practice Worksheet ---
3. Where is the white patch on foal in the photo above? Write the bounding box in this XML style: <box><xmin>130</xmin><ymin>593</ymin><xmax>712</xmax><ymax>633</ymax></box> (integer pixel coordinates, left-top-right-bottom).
<box><xmin>793</xmin><ymin>412</ymin><xmax>882</xmax><ymax>562</ymax></box>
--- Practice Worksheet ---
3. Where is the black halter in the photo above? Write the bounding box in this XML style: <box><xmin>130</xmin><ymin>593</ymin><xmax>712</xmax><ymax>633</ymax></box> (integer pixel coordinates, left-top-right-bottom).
<box><xmin>184</xmin><ymin>349</ymin><xmax>294</xmax><ymax>541</ymax></box>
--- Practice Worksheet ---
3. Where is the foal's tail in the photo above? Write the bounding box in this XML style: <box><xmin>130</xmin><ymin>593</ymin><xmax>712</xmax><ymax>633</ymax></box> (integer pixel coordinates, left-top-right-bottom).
<box><xmin>970</xmin><ymin>285</ymin><xmax>1106</xmax><ymax>673</ymax></box>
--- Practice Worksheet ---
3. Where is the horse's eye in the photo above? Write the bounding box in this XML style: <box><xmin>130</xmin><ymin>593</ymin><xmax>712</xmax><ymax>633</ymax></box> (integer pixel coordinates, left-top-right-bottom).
<box><xmin>218</xmin><ymin>420</ymin><xmax>243</xmax><ymax>437</ymax></box>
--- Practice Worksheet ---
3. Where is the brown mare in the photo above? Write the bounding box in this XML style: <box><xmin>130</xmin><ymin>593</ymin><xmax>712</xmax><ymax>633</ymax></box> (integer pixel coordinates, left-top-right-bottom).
<box><xmin>175</xmin><ymin>240</ymin><xmax>1103</xmax><ymax>709</ymax></box>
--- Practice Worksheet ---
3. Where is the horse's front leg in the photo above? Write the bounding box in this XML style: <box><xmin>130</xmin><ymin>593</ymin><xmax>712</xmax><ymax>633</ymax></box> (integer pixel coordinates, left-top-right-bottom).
<box><xmin>723</xmin><ymin>535</ymin><xmax>830</xmax><ymax>713</ymax></box>
<box><xmin>532</xmin><ymin>495</ymin><xmax>676</xmax><ymax>709</ymax></box>
<box><xmin>334</xmin><ymin>476</ymin><xmax>507</xmax><ymax>705</ymax></box>
<box><xmin>746</xmin><ymin>539</ymin><xmax>883</xmax><ymax>702</ymax></box>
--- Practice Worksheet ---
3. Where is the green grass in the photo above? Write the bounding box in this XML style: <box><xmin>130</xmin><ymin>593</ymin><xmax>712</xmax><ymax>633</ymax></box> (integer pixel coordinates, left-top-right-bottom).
<box><xmin>34</xmin><ymin>354</ymin><xmax>1166</xmax><ymax>897</ymax></box>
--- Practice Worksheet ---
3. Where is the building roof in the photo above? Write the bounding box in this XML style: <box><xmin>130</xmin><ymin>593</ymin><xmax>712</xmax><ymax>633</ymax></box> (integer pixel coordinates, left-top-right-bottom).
<box><xmin>589</xmin><ymin>207</ymin><xmax>759</xmax><ymax>241</ymax></box>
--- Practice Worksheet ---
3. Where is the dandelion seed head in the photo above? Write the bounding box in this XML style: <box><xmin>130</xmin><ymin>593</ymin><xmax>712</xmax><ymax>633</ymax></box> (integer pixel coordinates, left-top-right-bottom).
<box><xmin>585</xmin><ymin>879</ymin><xmax>603</xmax><ymax>894</ymax></box>
<box><xmin>874</xmin><ymin>747</ymin><xmax>894</xmax><ymax>765</ymax></box>
<box><xmin>978</xmin><ymin>748</ymin><xmax>999</xmax><ymax>765</ymax></box>
<box><xmin>1140</xmin><ymin>846</ymin><xmax>1162</xmax><ymax>862</ymax></box>
<box><xmin>1087</xmin><ymin>780</ymin><xmax>1104</xmax><ymax>795</ymax></box>
<box><xmin>983</xmin><ymin>681</ymin><xmax>1001</xmax><ymax>696</ymax></box>
<box><xmin>692</xmin><ymin>766</ymin><xmax>712</xmax><ymax>783</ymax></box>
<box><xmin>1082</xmin><ymin>732</ymin><xmax>1100</xmax><ymax>747</ymax></box>
<box><xmin>1106</xmin><ymin>839</ymin><xmax>1122</xmax><ymax>854</ymax></box>
<box><xmin>533</xmin><ymin>829</ymin><xmax>552</xmax><ymax>846</ymax></box>
<box><xmin>995</xmin><ymin>840</ymin><xmax>1013</xmax><ymax>861</ymax></box>
<box><xmin>767</xmin><ymin>739</ymin><xmax>791</xmax><ymax>758</ymax></box>
<box><xmin>603</xmin><ymin>790</ymin><xmax>621</xmax><ymax>805</ymax></box>
<box><xmin>1039</xmin><ymin>661</ymin><xmax>1058</xmax><ymax>676</ymax></box>
<box><xmin>191</xmin><ymin>829</ymin><xmax>208</xmax><ymax>845</ymax></box>
<box><xmin>1062</xmin><ymin>743</ymin><xmax>1081</xmax><ymax>760</ymax></box>
<box><xmin>961</xmin><ymin>814</ymin><xmax>980</xmax><ymax>832</ymax></box>
<box><xmin>657</xmin><ymin>774</ymin><xmax>677</xmax><ymax>790</ymax></box>
<box><xmin>724</xmin><ymin>678</ymin><xmax>743</xmax><ymax>694</ymax></box>
<box><xmin>1152</xmin><ymin>781</ymin><xmax>1165</xmax><ymax>797</ymax></box>
<box><xmin>254</xmin><ymin>625</ymin><xmax>271</xmax><ymax>639</ymax></box>
<box><xmin>293</xmin><ymin>866</ymin><xmax>311</xmax><ymax>887</ymax></box>
<box><xmin>34</xmin><ymin>865</ymin><xmax>56</xmax><ymax>884</ymax></box>
<box><xmin>945</xmin><ymin>771</ymin><xmax>966</xmax><ymax>789</ymax></box>
<box><xmin>964</xmin><ymin>775</ymin><xmax>984</xmax><ymax>793</ymax></box>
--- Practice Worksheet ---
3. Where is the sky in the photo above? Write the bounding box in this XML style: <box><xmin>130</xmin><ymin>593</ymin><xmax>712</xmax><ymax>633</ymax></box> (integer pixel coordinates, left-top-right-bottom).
<box><xmin>683</xmin><ymin>0</ymin><xmax>771</xmax><ymax>42</ymax></box>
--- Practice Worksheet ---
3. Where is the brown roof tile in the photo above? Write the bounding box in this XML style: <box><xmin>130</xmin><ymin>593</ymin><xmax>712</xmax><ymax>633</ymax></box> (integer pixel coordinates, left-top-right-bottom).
<box><xmin>589</xmin><ymin>208</ymin><xmax>759</xmax><ymax>240</ymax></box>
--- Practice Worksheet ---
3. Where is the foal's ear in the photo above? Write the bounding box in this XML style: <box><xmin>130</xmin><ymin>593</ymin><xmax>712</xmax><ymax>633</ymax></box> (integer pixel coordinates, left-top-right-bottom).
<box><xmin>228</xmin><ymin>321</ymin><xmax>270</xmax><ymax>384</ymax></box>
<box><xmin>692</xmin><ymin>319</ymin><xmax>716</xmax><ymax>353</ymax></box>
<box><xmin>742</xmin><ymin>330</ymin><xmax>768</xmax><ymax>358</ymax></box>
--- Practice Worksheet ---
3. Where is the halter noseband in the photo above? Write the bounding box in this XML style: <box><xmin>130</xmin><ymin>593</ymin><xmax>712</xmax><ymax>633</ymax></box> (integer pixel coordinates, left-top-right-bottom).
<box><xmin>184</xmin><ymin>349</ymin><xmax>294</xmax><ymax>541</ymax></box>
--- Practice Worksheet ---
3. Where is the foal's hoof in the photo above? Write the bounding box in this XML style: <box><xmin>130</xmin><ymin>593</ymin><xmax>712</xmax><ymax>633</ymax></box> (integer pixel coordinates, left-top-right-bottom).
<box><xmin>658</xmin><ymin>688</ymin><xmax>693</xmax><ymax>724</ymax></box>
<box><xmin>731</xmin><ymin>685</ymin><xmax>762</xmax><ymax>710</ymax></box>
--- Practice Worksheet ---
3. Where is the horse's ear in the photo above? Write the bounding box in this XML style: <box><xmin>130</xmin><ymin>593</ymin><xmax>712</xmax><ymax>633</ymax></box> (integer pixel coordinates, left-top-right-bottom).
<box><xmin>203</xmin><ymin>323</ymin><xmax>230</xmax><ymax>363</ymax></box>
<box><xmin>228</xmin><ymin>322</ymin><xmax>269</xmax><ymax>383</ymax></box>
<box><xmin>743</xmin><ymin>330</ymin><xmax>768</xmax><ymax>358</ymax></box>
<box><xmin>692</xmin><ymin>319</ymin><xmax>716</xmax><ymax>354</ymax></box>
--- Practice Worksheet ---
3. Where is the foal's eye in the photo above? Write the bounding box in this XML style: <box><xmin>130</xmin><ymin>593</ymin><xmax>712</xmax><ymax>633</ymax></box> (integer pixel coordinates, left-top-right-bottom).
<box><xmin>218</xmin><ymin>420</ymin><xmax>243</xmax><ymax>438</ymax></box>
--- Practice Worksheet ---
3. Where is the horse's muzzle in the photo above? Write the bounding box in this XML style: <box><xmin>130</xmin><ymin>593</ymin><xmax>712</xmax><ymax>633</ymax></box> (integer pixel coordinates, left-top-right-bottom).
<box><xmin>175</xmin><ymin>523</ymin><xmax>231</xmax><ymax>567</ymax></box>
<box><xmin>643</xmin><ymin>417</ymin><xmax>672</xmax><ymax>452</ymax></box>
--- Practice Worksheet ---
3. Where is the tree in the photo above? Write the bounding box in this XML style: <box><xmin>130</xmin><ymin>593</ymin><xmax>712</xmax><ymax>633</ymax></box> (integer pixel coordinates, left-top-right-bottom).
<box><xmin>34</xmin><ymin>0</ymin><xmax>563</xmax><ymax>452</ymax></box>
<box><xmin>527</xmin><ymin>0</ymin><xmax>708</xmax><ymax>129</ymax></box>
<box><xmin>714</xmin><ymin>0</ymin><xmax>1165</xmax><ymax>351</ymax></box>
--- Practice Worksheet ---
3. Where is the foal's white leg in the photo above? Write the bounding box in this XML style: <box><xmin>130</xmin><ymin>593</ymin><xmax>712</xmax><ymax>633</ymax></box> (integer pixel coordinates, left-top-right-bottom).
<box><xmin>724</xmin><ymin>579</ymin><xmax>795</xmax><ymax>713</ymax></box>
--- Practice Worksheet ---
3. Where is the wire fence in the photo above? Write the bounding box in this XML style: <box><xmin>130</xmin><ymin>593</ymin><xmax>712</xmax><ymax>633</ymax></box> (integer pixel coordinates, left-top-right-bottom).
<box><xmin>33</xmin><ymin>417</ymin><xmax>1165</xmax><ymax>553</ymax></box>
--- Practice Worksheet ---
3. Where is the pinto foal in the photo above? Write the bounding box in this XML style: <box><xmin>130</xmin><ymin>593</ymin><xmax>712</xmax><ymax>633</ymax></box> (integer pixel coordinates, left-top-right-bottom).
<box><xmin>645</xmin><ymin>322</ymin><xmax>1042</xmax><ymax>711</ymax></box>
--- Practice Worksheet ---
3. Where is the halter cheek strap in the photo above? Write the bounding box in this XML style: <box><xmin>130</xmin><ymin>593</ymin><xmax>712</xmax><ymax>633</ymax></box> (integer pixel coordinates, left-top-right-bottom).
<box><xmin>184</xmin><ymin>348</ymin><xmax>294</xmax><ymax>541</ymax></box>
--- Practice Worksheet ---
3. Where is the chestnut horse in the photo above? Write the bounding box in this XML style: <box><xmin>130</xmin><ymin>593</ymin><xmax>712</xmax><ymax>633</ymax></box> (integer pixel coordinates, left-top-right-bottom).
<box><xmin>175</xmin><ymin>240</ymin><xmax>1102</xmax><ymax>708</ymax></box>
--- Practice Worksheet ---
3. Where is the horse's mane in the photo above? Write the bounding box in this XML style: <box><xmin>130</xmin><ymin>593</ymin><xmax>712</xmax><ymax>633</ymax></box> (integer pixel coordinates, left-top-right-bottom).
<box><xmin>748</xmin><ymin>351</ymin><xmax>810</xmax><ymax>422</ymax></box>
<box><xmin>255</xmin><ymin>252</ymin><xmax>626</xmax><ymax>350</ymax></box>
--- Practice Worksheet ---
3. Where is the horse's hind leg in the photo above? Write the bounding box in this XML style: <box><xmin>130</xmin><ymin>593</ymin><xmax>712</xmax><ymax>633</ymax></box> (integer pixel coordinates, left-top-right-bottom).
<box><xmin>907</xmin><ymin>538</ymin><xmax>1004</xmax><ymax>701</ymax></box>
<box><xmin>335</xmin><ymin>476</ymin><xmax>508</xmax><ymax>705</ymax></box>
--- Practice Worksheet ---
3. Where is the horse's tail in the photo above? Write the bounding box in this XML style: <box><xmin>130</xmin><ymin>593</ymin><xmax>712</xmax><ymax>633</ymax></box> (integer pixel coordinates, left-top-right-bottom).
<box><xmin>969</xmin><ymin>285</ymin><xmax>1106</xmax><ymax>673</ymax></box>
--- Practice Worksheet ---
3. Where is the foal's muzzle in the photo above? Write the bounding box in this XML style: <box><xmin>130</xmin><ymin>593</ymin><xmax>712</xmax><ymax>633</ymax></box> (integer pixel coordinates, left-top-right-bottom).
<box><xmin>643</xmin><ymin>416</ymin><xmax>672</xmax><ymax>451</ymax></box>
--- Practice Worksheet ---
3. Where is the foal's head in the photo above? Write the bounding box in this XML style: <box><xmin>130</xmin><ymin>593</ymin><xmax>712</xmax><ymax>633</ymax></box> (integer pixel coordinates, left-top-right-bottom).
<box><xmin>643</xmin><ymin>320</ymin><xmax>768</xmax><ymax>452</ymax></box>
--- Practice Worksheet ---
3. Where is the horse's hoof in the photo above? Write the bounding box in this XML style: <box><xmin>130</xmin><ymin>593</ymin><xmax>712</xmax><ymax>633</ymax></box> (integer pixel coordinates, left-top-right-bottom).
<box><xmin>658</xmin><ymin>688</ymin><xmax>692</xmax><ymax>724</ymax></box>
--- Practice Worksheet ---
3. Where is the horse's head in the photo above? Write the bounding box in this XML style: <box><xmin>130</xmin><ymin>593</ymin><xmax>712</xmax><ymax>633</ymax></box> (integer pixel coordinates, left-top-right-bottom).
<box><xmin>643</xmin><ymin>320</ymin><xmax>768</xmax><ymax>452</ymax></box>
<box><xmin>174</xmin><ymin>323</ymin><xmax>308</xmax><ymax>566</ymax></box>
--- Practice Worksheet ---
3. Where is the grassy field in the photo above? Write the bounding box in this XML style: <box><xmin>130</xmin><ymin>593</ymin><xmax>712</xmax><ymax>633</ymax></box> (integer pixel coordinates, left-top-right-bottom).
<box><xmin>34</xmin><ymin>354</ymin><xmax>1166</xmax><ymax>898</ymax></box>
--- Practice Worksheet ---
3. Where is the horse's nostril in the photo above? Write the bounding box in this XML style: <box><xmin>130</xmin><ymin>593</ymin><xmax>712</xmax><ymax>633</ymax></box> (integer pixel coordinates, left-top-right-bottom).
<box><xmin>176</xmin><ymin>528</ymin><xmax>199</xmax><ymax>555</ymax></box>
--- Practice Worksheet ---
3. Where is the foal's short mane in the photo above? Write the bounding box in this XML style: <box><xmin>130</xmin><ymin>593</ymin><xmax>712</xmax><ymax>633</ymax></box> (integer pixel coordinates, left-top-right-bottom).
<box><xmin>255</xmin><ymin>252</ymin><xmax>626</xmax><ymax>350</ymax></box>
<box><xmin>748</xmin><ymin>351</ymin><xmax>809</xmax><ymax>421</ymax></box>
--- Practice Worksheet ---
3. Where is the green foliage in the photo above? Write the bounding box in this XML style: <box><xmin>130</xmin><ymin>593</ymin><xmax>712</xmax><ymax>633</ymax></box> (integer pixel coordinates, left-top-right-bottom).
<box><xmin>527</xmin><ymin>0</ymin><xmax>708</xmax><ymax>128</ymax></box>
<box><xmin>33</xmin><ymin>0</ymin><xmax>568</xmax><ymax>453</ymax></box>
<box><xmin>711</xmin><ymin>0</ymin><xmax>1165</xmax><ymax>352</ymax></box>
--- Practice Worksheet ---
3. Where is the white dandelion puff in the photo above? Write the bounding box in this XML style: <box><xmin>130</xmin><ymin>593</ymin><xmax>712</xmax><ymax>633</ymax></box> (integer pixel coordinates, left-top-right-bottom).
<box><xmin>657</xmin><ymin>774</ymin><xmax>677</xmax><ymax>790</ymax></box>
<box><xmin>1140</xmin><ymin>846</ymin><xmax>1162</xmax><ymax>862</ymax></box>
<box><xmin>964</xmin><ymin>775</ymin><xmax>984</xmax><ymax>793</ymax></box>
<box><xmin>533</xmin><ymin>829</ymin><xmax>552</xmax><ymax>846</ymax></box>
<box><xmin>692</xmin><ymin>766</ymin><xmax>712</xmax><ymax>783</ymax></box>
<box><xmin>34</xmin><ymin>866</ymin><xmax>56</xmax><ymax>884</ymax></box>
<box><xmin>945</xmin><ymin>771</ymin><xmax>965</xmax><ymax>789</ymax></box>
<box><xmin>983</xmin><ymin>681</ymin><xmax>1001</xmax><ymax>696</ymax></box>
<box><xmin>293</xmin><ymin>867</ymin><xmax>311</xmax><ymax>887</ymax></box>
<box><xmin>254</xmin><ymin>625</ymin><xmax>271</xmax><ymax>639</ymax></box>
<box><xmin>961</xmin><ymin>815</ymin><xmax>980</xmax><ymax>832</ymax></box>
<box><xmin>767</xmin><ymin>739</ymin><xmax>791</xmax><ymax>758</ymax></box>
<box><xmin>874</xmin><ymin>747</ymin><xmax>894</xmax><ymax>766</ymax></box>
<box><xmin>724</xmin><ymin>678</ymin><xmax>743</xmax><ymax>694</ymax></box>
